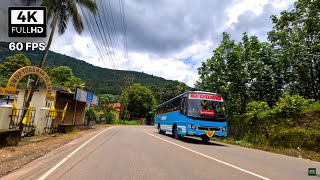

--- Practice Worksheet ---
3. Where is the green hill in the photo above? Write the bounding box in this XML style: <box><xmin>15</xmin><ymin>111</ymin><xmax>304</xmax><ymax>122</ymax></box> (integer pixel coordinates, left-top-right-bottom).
<box><xmin>0</xmin><ymin>42</ymin><xmax>186</xmax><ymax>95</ymax></box>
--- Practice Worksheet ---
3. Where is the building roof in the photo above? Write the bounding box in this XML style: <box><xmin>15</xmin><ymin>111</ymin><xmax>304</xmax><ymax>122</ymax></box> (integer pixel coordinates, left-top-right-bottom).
<box><xmin>105</xmin><ymin>103</ymin><xmax>121</xmax><ymax>112</ymax></box>
<box><xmin>17</xmin><ymin>87</ymin><xmax>73</xmax><ymax>94</ymax></box>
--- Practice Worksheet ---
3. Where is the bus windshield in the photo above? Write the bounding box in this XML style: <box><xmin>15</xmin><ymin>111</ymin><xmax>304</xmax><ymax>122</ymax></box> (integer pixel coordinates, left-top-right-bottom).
<box><xmin>187</xmin><ymin>95</ymin><xmax>226</xmax><ymax>121</ymax></box>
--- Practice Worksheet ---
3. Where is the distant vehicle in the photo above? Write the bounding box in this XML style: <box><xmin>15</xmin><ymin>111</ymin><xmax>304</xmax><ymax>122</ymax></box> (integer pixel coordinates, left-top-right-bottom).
<box><xmin>154</xmin><ymin>91</ymin><xmax>227</xmax><ymax>143</ymax></box>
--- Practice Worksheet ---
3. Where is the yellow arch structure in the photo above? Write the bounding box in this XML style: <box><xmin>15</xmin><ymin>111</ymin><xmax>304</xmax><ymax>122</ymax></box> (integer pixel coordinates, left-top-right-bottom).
<box><xmin>0</xmin><ymin>66</ymin><xmax>54</xmax><ymax>100</ymax></box>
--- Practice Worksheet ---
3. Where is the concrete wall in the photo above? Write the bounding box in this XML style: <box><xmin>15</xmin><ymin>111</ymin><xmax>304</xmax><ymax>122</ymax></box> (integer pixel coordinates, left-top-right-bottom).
<box><xmin>74</xmin><ymin>102</ymin><xmax>86</xmax><ymax>125</ymax></box>
<box><xmin>17</xmin><ymin>89</ymin><xmax>57</xmax><ymax>127</ymax></box>
<box><xmin>0</xmin><ymin>106</ymin><xmax>12</xmax><ymax>130</ymax></box>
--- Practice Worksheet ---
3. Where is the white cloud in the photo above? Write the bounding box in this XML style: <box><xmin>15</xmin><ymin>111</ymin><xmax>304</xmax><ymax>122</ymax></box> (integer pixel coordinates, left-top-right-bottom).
<box><xmin>46</xmin><ymin>0</ymin><xmax>294</xmax><ymax>88</ymax></box>
<box><xmin>226</xmin><ymin>0</ymin><xmax>269</xmax><ymax>27</ymax></box>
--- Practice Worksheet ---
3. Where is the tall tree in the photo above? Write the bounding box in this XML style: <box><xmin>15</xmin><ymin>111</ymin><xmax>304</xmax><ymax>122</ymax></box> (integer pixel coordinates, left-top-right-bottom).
<box><xmin>268</xmin><ymin>0</ymin><xmax>320</xmax><ymax>100</ymax></box>
<box><xmin>0</xmin><ymin>53</ymin><xmax>31</xmax><ymax>87</ymax></box>
<box><xmin>45</xmin><ymin>66</ymin><xmax>85</xmax><ymax>91</ymax></box>
<box><xmin>120</xmin><ymin>83</ymin><xmax>157</xmax><ymax>120</ymax></box>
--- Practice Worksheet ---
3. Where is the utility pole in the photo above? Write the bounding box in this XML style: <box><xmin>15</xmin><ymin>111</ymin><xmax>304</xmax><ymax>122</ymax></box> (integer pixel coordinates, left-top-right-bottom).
<box><xmin>124</xmin><ymin>74</ymin><xmax>134</xmax><ymax>88</ymax></box>
<box><xmin>122</xmin><ymin>74</ymin><xmax>134</xmax><ymax>120</ymax></box>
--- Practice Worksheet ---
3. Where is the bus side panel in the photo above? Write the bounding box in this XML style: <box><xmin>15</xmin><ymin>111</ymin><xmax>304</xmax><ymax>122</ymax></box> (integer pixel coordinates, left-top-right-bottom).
<box><xmin>175</xmin><ymin>114</ymin><xmax>188</xmax><ymax>136</ymax></box>
<box><xmin>154</xmin><ymin>115</ymin><xmax>159</xmax><ymax>129</ymax></box>
<box><xmin>155</xmin><ymin>111</ymin><xmax>185</xmax><ymax>133</ymax></box>
<box><xmin>166</xmin><ymin>111</ymin><xmax>188</xmax><ymax>136</ymax></box>
<box><xmin>154</xmin><ymin>113</ymin><xmax>172</xmax><ymax>132</ymax></box>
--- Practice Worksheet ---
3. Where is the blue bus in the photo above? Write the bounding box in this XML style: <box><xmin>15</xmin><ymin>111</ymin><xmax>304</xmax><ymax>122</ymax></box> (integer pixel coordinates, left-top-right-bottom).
<box><xmin>154</xmin><ymin>91</ymin><xmax>227</xmax><ymax>143</ymax></box>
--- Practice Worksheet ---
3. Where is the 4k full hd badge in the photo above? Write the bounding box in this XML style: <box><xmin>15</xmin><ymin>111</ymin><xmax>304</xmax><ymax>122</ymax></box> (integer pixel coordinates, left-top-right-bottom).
<box><xmin>8</xmin><ymin>7</ymin><xmax>47</xmax><ymax>37</ymax></box>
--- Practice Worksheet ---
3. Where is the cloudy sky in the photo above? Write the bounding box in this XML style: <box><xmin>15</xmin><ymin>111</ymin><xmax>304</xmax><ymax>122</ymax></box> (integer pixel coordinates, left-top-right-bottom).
<box><xmin>0</xmin><ymin>0</ymin><xmax>295</xmax><ymax>87</ymax></box>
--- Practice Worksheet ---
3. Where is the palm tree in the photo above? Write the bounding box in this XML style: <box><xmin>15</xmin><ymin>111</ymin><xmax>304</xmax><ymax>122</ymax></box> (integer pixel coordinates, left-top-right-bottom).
<box><xmin>19</xmin><ymin>0</ymin><xmax>97</xmax><ymax>130</ymax></box>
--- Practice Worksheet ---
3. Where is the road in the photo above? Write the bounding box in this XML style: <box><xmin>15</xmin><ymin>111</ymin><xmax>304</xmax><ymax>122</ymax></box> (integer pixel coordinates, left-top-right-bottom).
<box><xmin>1</xmin><ymin>126</ymin><xmax>320</xmax><ymax>180</ymax></box>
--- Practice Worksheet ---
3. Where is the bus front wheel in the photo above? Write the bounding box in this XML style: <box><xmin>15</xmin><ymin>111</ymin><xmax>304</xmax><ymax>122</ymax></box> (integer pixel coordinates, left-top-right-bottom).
<box><xmin>201</xmin><ymin>135</ymin><xmax>210</xmax><ymax>144</ymax></box>
<box><xmin>173</xmin><ymin>125</ymin><xmax>180</xmax><ymax>139</ymax></box>
<box><xmin>158</xmin><ymin>124</ymin><xmax>165</xmax><ymax>135</ymax></box>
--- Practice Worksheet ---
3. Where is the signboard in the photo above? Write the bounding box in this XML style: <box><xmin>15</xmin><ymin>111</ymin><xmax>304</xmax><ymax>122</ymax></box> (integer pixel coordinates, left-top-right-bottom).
<box><xmin>8</xmin><ymin>6</ymin><xmax>47</xmax><ymax>37</ymax></box>
<box><xmin>74</xmin><ymin>88</ymin><xmax>99</xmax><ymax>105</ymax></box>
<box><xmin>189</xmin><ymin>93</ymin><xmax>223</xmax><ymax>102</ymax></box>
<box><xmin>0</xmin><ymin>66</ymin><xmax>54</xmax><ymax>100</ymax></box>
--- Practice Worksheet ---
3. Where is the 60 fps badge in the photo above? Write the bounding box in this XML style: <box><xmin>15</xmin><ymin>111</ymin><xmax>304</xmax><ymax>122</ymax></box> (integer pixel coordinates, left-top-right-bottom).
<box><xmin>8</xmin><ymin>7</ymin><xmax>46</xmax><ymax>37</ymax></box>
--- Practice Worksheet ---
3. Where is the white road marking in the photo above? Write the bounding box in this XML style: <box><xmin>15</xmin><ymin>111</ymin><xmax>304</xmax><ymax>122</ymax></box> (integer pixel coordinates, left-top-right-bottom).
<box><xmin>37</xmin><ymin>127</ymin><xmax>115</xmax><ymax>180</ymax></box>
<box><xmin>145</xmin><ymin>131</ymin><xmax>270</xmax><ymax>180</ymax></box>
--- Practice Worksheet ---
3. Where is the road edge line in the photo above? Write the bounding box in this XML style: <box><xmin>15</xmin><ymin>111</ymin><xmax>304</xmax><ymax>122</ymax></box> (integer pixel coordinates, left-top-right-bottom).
<box><xmin>37</xmin><ymin>127</ymin><xmax>115</xmax><ymax>180</ymax></box>
<box><xmin>145</xmin><ymin>131</ymin><xmax>270</xmax><ymax>180</ymax></box>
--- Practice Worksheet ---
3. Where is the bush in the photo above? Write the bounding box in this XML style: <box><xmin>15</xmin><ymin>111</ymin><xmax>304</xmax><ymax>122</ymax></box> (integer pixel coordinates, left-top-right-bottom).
<box><xmin>246</xmin><ymin>101</ymin><xmax>270</xmax><ymax>117</ymax></box>
<box><xmin>122</xmin><ymin>120</ymin><xmax>139</xmax><ymax>125</ymax></box>
<box><xmin>104</xmin><ymin>111</ymin><xmax>115</xmax><ymax>124</ymax></box>
<box><xmin>270</xmin><ymin>128</ymin><xmax>320</xmax><ymax>151</ymax></box>
<box><xmin>85</xmin><ymin>108</ymin><xmax>98</xmax><ymax>121</ymax></box>
<box><xmin>111</xmin><ymin>120</ymin><xmax>139</xmax><ymax>125</ymax></box>
<box><xmin>272</xmin><ymin>93</ymin><xmax>313</xmax><ymax>117</ymax></box>
<box><xmin>302</xmin><ymin>101</ymin><xmax>320</xmax><ymax>113</ymax></box>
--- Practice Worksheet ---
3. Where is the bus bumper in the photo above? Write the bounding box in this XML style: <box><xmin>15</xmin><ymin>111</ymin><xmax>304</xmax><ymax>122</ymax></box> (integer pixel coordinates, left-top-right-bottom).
<box><xmin>186</xmin><ymin>129</ymin><xmax>227</xmax><ymax>137</ymax></box>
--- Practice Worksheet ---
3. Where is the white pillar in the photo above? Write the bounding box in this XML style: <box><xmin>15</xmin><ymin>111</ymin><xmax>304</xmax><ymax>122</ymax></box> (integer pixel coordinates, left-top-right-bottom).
<box><xmin>0</xmin><ymin>106</ymin><xmax>12</xmax><ymax>130</ymax></box>
<box><xmin>35</xmin><ymin>108</ymin><xmax>49</xmax><ymax>135</ymax></box>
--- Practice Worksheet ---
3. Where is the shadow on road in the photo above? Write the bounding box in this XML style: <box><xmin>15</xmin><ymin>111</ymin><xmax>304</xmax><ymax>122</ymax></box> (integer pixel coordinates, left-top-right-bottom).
<box><xmin>160</xmin><ymin>133</ymin><xmax>226</xmax><ymax>147</ymax></box>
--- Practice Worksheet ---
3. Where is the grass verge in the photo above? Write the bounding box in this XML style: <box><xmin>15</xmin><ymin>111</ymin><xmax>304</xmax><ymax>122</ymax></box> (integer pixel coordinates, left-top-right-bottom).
<box><xmin>215</xmin><ymin>137</ymin><xmax>320</xmax><ymax>162</ymax></box>
<box><xmin>112</xmin><ymin>120</ymin><xmax>139</xmax><ymax>125</ymax></box>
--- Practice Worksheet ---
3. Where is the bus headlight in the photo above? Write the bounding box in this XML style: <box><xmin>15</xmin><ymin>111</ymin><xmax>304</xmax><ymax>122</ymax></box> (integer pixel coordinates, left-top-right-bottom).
<box><xmin>188</xmin><ymin>124</ymin><xmax>197</xmax><ymax>129</ymax></box>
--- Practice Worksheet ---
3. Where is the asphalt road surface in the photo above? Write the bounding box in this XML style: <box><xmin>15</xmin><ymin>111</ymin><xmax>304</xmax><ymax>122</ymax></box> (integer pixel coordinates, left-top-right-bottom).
<box><xmin>2</xmin><ymin>126</ymin><xmax>320</xmax><ymax>180</ymax></box>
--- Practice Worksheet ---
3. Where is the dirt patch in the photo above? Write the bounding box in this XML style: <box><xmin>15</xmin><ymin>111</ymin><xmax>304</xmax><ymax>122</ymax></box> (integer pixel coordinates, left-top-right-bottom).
<box><xmin>0</xmin><ymin>126</ymin><xmax>106</xmax><ymax>178</ymax></box>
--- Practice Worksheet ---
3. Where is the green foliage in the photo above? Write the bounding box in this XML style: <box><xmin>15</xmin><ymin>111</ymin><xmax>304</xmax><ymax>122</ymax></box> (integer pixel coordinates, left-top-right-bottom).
<box><xmin>302</xmin><ymin>101</ymin><xmax>320</xmax><ymax>113</ymax></box>
<box><xmin>148</xmin><ymin>81</ymin><xmax>187</xmax><ymax>104</ymax></box>
<box><xmin>112</xmin><ymin>120</ymin><xmax>139</xmax><ymax>125</ymax></box>
<box><xmin>272</xmin><ymin>93</ymin><xmax>313</xmax><ymax>117</ymax></box>
<box><xmin>267</xmin><ymin>0</ymin><xmax>320</xmax><ymax>100</ymax></box>
<box><xmin>270</xmin><ymin>128</ymin><xmax>320</xmax><ymax>151</ymax></box>
<box><xmin>0</xmin><ymin>53</ymin><xmax>31</xmax><ymax>87</ymax></box>
<box><xmin>45</xmin><ymin>66</ymin><xmax>85</xmax><ymax>91</ymax></box>
<box><xmin>98</xmin><ymin>94</ymin><xmax>115</xmax><ymax>112</ymax></box>
<box><xmin>197</xmin><ymin>0</ymin><xmax>320</xmax><ymax>115</ymax></box>
<box><xmin>122</xmin><ymin>120</ymin><xmax>139</xmax><ymax>125</ymax></box>
<box><xmin>120</xmin><ymin>83</ymin><xmax>157</xmax><ymax>119</ymax></box>
<box><xmin>228</xmin><ymin>94</ymin><xmax>320</xmax><ymax>149</ymax></box>
<box><xmin>104</xmin><ymin>111</ymin><xmax>116</xmax><ymax>124</ymax></box>
<box><xmin>245</xmin><ymin>101</ymin><xmax>270</xmax><ymax>119</ymax></box>
<box><xmin>85</xmin><ymin>108</ymin><xmax>98</xmax><ymax>121</ymax></box>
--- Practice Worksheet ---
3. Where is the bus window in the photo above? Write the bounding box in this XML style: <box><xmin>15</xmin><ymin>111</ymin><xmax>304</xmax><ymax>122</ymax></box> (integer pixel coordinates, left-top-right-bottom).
<box><xmin>181</xmin><ymin>98</ymin><xmax>186</xmax><ymax>114</ymax></box>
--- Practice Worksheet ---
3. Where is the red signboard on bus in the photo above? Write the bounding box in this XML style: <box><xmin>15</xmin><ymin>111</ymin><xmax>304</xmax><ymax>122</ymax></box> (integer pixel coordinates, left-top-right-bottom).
<box><xmin>189</xmin><ymin>93</ymin><xmax>223</xmax><ymax>101</ymax></box>
<box><xmin>199</xmin><ymin>109</ymin><xmax>215</xmax><ymax>117</ymax></box>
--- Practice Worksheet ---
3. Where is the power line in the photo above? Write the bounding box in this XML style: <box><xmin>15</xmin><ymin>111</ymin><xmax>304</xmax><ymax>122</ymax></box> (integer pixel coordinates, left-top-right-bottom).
<box><xmin>79</xmin><ymin>6</ymin><xmax>109</xmax><ymax>68</ymax></box>
<box><xmin>121</xmin><ymin>0</ymin><xmax>129</xmax><ymax>64</ymax></box>
<box><xmin>92</xmin><ymin>0</ymin><xmax>117</xmax><ymax>69</ymax></box>
<box><xmin>99</xmin><ymin>0</ymin><xmax>122</xmax><ymax>69</ymax></box>
<box><xmin>105</xmin><ymin>0</ymin><xmax>125</xmax><ymax>69</ymax></box>
<box><xmin>119</xmin><ymin>0</ymin><xmax>127</xmax><ymax>64</ymax></box>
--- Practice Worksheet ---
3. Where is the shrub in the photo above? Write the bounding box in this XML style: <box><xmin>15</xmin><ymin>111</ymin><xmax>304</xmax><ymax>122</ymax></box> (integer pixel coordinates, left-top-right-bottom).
<box><xmin>104</xmin><ymin>111</ymin><xmax>116</xmax><ymax>124</ymax></box>
<box><xmin>272</xmin><ymin>93</ymin><xmax>313</xmax><ymax>117</ymax></box>
<box><xmin>246</xmin><ymin>101</ymin><xmax>270</xmax><ymax>117</ymax></box>
<box><xmin>122</xmin><ymin>120</ymin><xmax>139</xmax><ymax>125</ymax></box>
<box><xmin>270</xmin><ymin>128</ymin><xmax>320</xmax><ymax>151</ymax></box>
<box><xmin>302</xmin><ymin>101</ymin><xmax>320</xmax><ymax>113</ymax></box>
<box><xmin>85</xmin><ymin>108</ymin><xmax>98</xmax><ymax>121</ymax></box>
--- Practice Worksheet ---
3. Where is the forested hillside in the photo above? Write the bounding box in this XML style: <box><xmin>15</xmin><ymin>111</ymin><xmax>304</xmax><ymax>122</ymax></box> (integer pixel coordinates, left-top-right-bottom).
<box><xmin>0</xmin><ymin>42</ymin><xmax>185</xmax><ymax>95</ymax></box>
